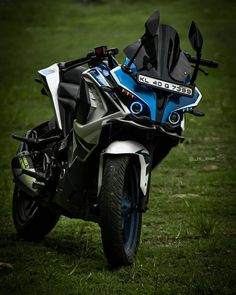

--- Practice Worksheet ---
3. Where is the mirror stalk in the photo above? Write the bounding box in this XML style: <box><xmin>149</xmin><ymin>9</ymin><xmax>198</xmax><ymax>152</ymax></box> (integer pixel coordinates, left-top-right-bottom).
<box><xmin>127</xmin><ymin>41</ymin><xmax>143</xmax><ymax>68</ymax></box>
<box><xmin>191</xmin><ymin>51</ymin><xmax>201</xmax><ymax>84</ymax></box>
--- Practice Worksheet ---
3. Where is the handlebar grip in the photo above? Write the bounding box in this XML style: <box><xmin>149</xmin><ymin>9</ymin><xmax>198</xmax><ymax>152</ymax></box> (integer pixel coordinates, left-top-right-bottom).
<box><xmin>199</xmin><ymin>58</ymin><xmax>218</xmax><ymax>68</ymax></box>
<box><xmin>61</xmin><ymin>56</ymin><xmax>90</xmax><ymax>69</ymax></box>
<box><xmin>107</xmin><ymin>47</ymin><xmax>119</xmax><ymax>56</ymax></box>
<box><xmin>186</xmin><ymin>54</ymin><xmax>218</xmax><ymax>68</ymax></box>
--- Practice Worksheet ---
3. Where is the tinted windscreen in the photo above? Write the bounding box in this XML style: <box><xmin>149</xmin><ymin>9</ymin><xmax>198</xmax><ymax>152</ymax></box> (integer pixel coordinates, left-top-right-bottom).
<box><xmin>124</xmin><ymin>24</ymin><xmax>193</xmax><ymax>83</ymax></box>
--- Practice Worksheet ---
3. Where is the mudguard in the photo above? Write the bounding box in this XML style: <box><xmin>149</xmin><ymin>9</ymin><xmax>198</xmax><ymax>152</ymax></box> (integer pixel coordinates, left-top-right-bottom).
<box><xmin>98</xmin><ymin>140</ymin><xmax>151</xmax><ymax>198</ymax></box>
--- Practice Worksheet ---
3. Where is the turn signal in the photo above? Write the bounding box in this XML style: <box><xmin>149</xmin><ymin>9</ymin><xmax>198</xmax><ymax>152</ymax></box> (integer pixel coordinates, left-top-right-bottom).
<box><xmin>121</xmin><ymin>88</ymin><xmax>135</xmax><ymax>99</ymax></box>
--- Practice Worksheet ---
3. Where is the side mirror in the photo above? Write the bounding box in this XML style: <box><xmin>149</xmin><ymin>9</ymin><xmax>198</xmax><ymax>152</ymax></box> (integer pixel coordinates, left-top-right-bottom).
<box><xmin>145</xmin><ymin>10</ymin><xmax>160</xmax><ymax>38</ymax></box>
<box><xmin>188</xmin><ymin>21</ymin><xmax>203</xmax><ymax>53</ymax></box>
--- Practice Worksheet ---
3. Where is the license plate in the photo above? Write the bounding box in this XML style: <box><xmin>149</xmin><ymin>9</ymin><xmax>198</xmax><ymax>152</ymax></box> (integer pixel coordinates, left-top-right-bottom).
<box><xmin>138</xmin><ymin>74</ymin><xmax>193</xmax><ymax>97</ymax></box>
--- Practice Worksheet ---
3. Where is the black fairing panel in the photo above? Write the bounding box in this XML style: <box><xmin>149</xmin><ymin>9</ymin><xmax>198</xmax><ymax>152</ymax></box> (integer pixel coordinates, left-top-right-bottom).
<box><xmin>53</xmin><ymin>144</ymin><xmax>100</xmax><ymax>220</ymax></box>
<box><xmin>75</xmin><ymin>78</ymin><xmax>91</xmax><ymax>125</ymax></box>
<box><xmin>58</xmin><ymin>82</ymin><xmax>80</xmax><ymax>100</ymax></box>
<box><xmin>58</xmin><ymin>66</ymin><xmax>87</xmax><ymax>135</ymax></box>
<box><xmin>61</xmin><ymin>66</ymin><xmax>86</xmax><ymax>84</ymax></box>
<box><xmin>58</xmin><ymin>97</ymin><xmax>76</xmax><ymax>135</ymax></box>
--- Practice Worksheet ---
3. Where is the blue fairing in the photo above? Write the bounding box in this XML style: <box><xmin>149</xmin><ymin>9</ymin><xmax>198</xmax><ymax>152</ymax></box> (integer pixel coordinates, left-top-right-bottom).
<box><xmin>89</xmin><ymin>65</ymin><xmax>110</xmax><ymax>86</ymax></box>
<box><xmin>161</xmin><ymin>89</ymin><xmax>201</xmax><ymax>123</ymax></box>
<box><xmin>124</xmin><ymin>57</ymin><xmax>138</xmax><ymax>75</ymax></box>
<box><xmin>91</xmin><ymin>61</ymin><xmax>201</xmax><ymax>124</ymax></box>
<box><xmin>111</xmin><ymin>66</ymin><xmax>157</xmax><ymax>121</ymax></box>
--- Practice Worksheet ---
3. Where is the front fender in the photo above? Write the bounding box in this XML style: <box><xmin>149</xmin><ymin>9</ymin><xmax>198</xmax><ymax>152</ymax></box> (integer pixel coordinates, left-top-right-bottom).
<box><xmin>98</xmin><ymin>140</ymin><xmax>151</xmax><ymax>197</ymax></box>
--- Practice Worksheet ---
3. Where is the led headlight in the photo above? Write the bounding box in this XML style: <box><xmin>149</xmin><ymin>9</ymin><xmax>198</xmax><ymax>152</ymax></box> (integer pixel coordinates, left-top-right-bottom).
<box><xmin>130</xmin><ymin>101</ymin><xmax>143</xmax><ymax>115</ymax></box>
<box><xmin>168</xmin><ymin>111</ymin><xmax>181</xmax><ymax>125</ymax></box>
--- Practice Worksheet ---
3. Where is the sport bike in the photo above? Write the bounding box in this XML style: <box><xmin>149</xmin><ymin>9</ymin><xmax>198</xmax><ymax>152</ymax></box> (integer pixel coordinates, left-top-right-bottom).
<box><xmin>11</xmin><ymin>11</ymin><xmax>218</xmax><ymax>267</ymax></box>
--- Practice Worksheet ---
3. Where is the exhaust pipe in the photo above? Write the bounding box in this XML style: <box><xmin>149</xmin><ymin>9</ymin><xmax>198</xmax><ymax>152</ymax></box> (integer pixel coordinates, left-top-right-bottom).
<box><xmin>11</xmin><ymin>151</ymin><xmax>39</xmax><ymax>197</ymax></box>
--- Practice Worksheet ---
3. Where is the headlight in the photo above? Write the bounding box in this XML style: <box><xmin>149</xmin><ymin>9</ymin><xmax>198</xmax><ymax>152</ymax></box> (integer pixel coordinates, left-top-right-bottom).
<box><xmin>168</xmin><ymin>112</ymin><xmax>181</xmax><ymax>125</ymax></box>
<box><xmin>130</xmin><ymin>101</ymin><xmax>143</xmax><ymax>115</ymax></box>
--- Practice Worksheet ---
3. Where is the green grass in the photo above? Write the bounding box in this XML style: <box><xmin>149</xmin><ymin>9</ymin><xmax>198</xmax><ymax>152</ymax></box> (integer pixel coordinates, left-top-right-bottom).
<box><xmin>0</xmin><ymin>0</ymin><xmax>236</xmax><ymax>294</ymax></box>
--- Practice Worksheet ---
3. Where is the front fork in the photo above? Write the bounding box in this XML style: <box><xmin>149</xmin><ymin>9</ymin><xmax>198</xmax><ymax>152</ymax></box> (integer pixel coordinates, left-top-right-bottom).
<box><xmin>97</xmin><ymin>140</ymin><xmax>152</xmax><ymax>212</ymax></box>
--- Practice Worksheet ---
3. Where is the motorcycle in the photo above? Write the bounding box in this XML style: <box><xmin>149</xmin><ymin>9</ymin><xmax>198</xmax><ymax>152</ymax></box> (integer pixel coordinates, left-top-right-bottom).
<box><xmin>11</xmin><ymin>11</ymin><xmax>218</xmax><ymax>267</ymax></box>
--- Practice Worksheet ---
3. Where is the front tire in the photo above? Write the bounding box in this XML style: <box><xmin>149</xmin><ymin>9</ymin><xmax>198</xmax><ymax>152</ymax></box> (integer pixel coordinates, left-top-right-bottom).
<box><xmin>12</xmin><ymin>185</ymin><xmax>60</xmax><ymax>241</ymax></box>
<box><xmin>100</xmin><ymin>155</ymin><xmax>142</xmax><ymax>267</ymax></box>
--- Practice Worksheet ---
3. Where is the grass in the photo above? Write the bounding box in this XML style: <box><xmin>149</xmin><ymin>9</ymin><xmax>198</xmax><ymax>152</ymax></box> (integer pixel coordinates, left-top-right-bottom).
<box><xmin>183</xmin><ymin>200</ymin><xmax>219</xmax><ymax>238</ymax></box>
<box><xmin>0</xmin><ymin>0</ymin><xmax>236</xmax><ymax>294</ymax></box>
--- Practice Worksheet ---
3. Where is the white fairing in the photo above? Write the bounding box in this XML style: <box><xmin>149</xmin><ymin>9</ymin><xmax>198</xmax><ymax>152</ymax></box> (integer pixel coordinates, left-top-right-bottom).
<box><xmin>176</xmin><ymin>87</ymin><xmax>202</xmax><ymax>112</ymax></box>
<box><xmin>173</xmin><ymin>87</ymin><xmax>202</xmax><ymax>133</ymax></box>
<box><xmin>38</xmin><ymin>64</ymin><xmax>62</xmax><ymax>129</ymax></box>
<box><xmin>181</xmin><ymin>116</ymin><xmax>185</xmax><ymax>131</ymax></box>
<box><xmin>98</xmin><ymin>140</ymin><xmax>150</xmax><ymax>197</ymax></box>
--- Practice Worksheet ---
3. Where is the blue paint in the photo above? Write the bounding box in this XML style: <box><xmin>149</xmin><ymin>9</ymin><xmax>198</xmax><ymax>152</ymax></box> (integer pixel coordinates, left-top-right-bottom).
<box><xmin>102</xmin><ymin>69</ymin><xmax>110</xmax><ymax>76</ymax></box>
<box><xmin>89</xmin><ymin>61</ymin><xmax>200</xmax><ymax>125</ymax></box>
<box><xmin>112</xmin><ymin>67</ymin><xmax>157</xmax><ymax>121</ymax></box>
<box><xmin>162</xmin><ymin>90</ymin><xmax>200</xmax><ymax>123</ymax></box>
<box><xmin>124</xmin><ymin>58</ymin><xmax>138</xmax><ymax>75</ymax></box>
<box><xmin>89</xmin><ymin>65</ymin><xmax>110</xmax><ymax>86</ymax></box>
<box><xmin>40</xmin><ymin>68</ymin><xmax>55</xmax><ymax>76</ymax></box>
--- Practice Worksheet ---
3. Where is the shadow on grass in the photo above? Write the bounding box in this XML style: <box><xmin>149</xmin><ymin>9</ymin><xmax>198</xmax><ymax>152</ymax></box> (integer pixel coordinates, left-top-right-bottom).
<box><xmin>44</xmin><ymin>234</ymin><xmax>102</xmax><ymax>259</ymax></box>
<box><xmin>0</xmin><ymin>230</ymin><xmax>106</xmax><ymax>273</ymax></box>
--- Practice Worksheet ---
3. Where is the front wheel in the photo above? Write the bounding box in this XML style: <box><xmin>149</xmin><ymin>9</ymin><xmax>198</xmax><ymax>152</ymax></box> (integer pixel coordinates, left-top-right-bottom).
<box><xmin>99</xmin><ymin>155</ymin><xmax>142</xmax><ymax>267</ymax></box>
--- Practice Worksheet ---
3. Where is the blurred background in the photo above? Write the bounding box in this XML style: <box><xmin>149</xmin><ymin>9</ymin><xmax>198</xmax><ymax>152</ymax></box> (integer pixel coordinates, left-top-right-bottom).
<box><xmin>0</xmin><ymin>0</ymin><xmax>235</xmax><ymax>294</ymax></box>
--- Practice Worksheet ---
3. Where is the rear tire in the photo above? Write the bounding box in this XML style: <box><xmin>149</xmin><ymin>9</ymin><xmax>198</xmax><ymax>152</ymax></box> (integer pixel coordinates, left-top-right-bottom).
<box><xmin>12</xmin><ymin>119</ymin><xmax>60</xmax><ymax>241</ymax></box>
<box><xmin>100</xmin><ymin>155</ymin><xmax>142</xmax><ymax>267</ymax></box>
<box><xmin>12</xmin><ymin>185</ymin><xmax>60</xmax><ymax>241</ymax></box>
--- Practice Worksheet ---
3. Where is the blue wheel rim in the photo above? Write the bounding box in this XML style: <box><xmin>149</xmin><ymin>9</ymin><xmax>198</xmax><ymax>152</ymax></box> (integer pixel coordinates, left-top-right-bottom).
<box><xmin>121</xmin><ymin>165</ymin><xmax>140</xmax><ymax>254</ymax></box>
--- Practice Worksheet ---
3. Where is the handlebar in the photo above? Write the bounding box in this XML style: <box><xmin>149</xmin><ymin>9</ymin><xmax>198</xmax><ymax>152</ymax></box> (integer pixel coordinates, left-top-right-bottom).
<box><xmin>59</xmin><ymin>46</ymin><xmax>119</xmax><ymax>72</ymax></box>
<box><xmin>185</xmin><ymin>52</ymin><xmax>218</xmax><ymax>68</ymax></box>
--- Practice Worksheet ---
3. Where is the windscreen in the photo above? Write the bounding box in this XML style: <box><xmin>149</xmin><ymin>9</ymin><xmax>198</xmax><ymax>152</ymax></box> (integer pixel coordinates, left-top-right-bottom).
<box><xmin>124</xmin><ymin>21</ymin><xmax>193</xmax><ymax>84</ymax></box>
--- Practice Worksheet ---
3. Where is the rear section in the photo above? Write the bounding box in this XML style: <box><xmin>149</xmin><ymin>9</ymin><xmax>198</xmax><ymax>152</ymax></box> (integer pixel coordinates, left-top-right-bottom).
<box><xmin>11</xmin><ymin>121</ymin><xmax>61</xmax><ymax>240</ymax></box>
